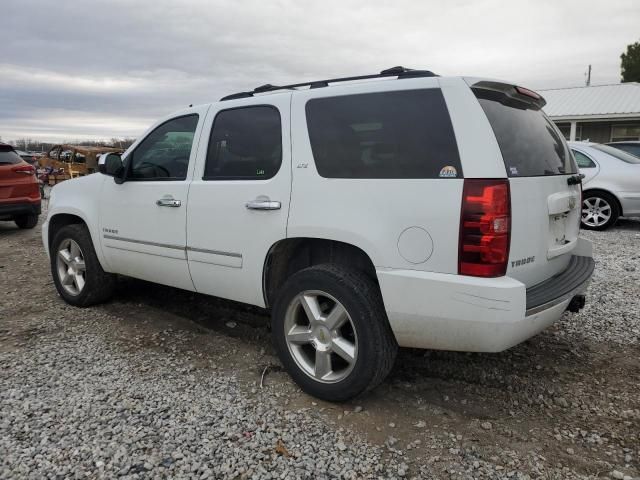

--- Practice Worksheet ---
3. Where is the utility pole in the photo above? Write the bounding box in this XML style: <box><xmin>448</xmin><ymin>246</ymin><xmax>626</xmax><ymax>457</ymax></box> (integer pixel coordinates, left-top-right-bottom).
<box><xmin>586</xmin><ymin>64</ymin><xmax>592</xmax><ymax>86</ymax></box>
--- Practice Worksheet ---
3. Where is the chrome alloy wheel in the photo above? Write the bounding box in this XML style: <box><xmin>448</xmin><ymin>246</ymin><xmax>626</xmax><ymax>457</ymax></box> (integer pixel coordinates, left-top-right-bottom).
<box><xmin>582</xmin><ymin>197</ymin><xmax>612</xmax><ymax>228</ymax></box>
<box><xmin>56</xmin><ymin>239</ymin><xmax>86</xmax><ymax>296</ymax></box>
<box><xmin>283</xmin><ymin>290</ymin><xmax>358</xmax><ymax>383</ymax></box>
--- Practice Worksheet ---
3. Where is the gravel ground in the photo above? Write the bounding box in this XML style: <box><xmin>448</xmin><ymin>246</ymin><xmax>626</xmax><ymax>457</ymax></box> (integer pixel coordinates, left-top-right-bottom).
<box><xmin>1</xmin><ymin>216</ymin><xmax>639</xmax><ymax>479</ymax></box>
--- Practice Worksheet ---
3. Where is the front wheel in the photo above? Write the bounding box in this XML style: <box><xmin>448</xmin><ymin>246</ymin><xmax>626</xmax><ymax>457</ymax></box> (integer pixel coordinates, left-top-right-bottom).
<box><xmin>50</xmin><ymin>224</ymin><xmax>116</xmax><ymax>307</ymax></box>
<box><xmin>271</xmin><ymin>264</ymin><xmax>397</xmax><ymax>402</ymax></box>
<box><xmin>581</xmin><ymin>192</ymin><xmax>619</xmax><ymax>230</ymax></box>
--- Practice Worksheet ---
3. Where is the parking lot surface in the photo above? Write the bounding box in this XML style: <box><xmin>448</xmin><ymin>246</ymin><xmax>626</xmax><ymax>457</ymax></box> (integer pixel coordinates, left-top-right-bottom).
<box><xmin>1</xmin><ymin>217</ymin><xmax>639</xmax><ymax>479</ymax></box>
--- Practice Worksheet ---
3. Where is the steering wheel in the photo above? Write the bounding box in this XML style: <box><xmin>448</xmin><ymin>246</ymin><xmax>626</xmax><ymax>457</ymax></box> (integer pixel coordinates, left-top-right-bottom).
<box><xmin>137</xmin><ymin>161</ymin><xmax>171</xmax><ymax>178</ymax></box>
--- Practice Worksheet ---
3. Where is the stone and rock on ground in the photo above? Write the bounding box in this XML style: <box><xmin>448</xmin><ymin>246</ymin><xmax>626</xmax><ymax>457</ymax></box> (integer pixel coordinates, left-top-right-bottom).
<box><xmin>1</xmin><ymin>217</ymin><xmax>639</xmax><ymax>479</ymax></box>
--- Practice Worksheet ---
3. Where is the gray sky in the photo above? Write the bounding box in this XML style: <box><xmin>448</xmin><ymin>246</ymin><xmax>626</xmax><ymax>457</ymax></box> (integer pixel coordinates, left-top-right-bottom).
<box><xmin>1</xmin><ymin>0</ymin><xmax>638</xmax><ymax>143</ymax></box>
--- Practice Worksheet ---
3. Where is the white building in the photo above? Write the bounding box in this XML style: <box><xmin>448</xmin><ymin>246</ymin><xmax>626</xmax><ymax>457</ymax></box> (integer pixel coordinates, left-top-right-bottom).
<box><xmin>541</xmin><ymin>82</ymin><xmax>640</xmax><ymax>143</ymax></box>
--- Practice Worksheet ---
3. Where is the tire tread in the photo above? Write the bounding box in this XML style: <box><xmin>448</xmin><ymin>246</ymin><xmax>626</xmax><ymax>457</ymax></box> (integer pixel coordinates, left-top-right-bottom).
<box><xmin>14</xmin><ymin>214</ymin><xmax>38</xmax><ymax>229</ymax></box>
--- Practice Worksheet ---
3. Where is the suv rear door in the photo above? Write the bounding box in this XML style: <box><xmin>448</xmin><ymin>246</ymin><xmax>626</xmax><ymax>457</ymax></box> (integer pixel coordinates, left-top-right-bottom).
<box><xmin>186</xmin><ymin>94</ymin><xmax>292</xmax><ymax>306</ymax></box>
<box><xmin>469</xmin><ymin>80</ymin><xmax>581</xmax><ymax>287</ymax></box>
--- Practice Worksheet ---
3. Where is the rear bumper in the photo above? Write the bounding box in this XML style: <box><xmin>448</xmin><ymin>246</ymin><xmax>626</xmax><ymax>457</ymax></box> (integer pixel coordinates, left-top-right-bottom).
<box><xmin>377</xmin><ymin>238</ymin><xmax>594</xmax><ymax>352</ymax></box>
<box><xmin>525</xmin><ymin>255</ymin><xmax>594</xmax><ymax>315</ymax></box>
<box><xmin>0</xmin><ymin>201</ymin><xmax>41</xmax><ymax>220</ymax></box>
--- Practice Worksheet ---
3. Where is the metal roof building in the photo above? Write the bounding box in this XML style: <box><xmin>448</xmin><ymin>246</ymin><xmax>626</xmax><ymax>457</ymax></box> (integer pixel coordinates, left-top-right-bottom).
<box><xmin>541</xmin><ymin>83</ymin><xmax>640</xmax><ymax>143</ymax></box>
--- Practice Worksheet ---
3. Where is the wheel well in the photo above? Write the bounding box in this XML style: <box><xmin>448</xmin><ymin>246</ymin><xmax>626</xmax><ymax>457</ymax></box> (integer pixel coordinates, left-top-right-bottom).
<box><xmin>582</xmin><ymin>188</ymin><xmax>623</xmax><ymax>216</ymax></box>
<box><xmin>48</xmin><ymin>214</ymin><xmax>86</xmax><ymax>249</ymax></box>
<box><xmin>263</xmin><ymin>238</ymin><xmax>377</xmax><ymax>307</ymax></box>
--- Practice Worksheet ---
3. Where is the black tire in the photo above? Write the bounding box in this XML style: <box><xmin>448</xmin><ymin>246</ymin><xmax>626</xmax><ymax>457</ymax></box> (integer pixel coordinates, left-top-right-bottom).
<box><xmin>581</xmin><ymin>191</ymin><xmax>620</xmax><ymax>230</ymax></box>
<box><xmin>271</xmin><ymin>264</ymin><xmax>397</xmax><ymax>402</ymax></box>
<box><xmin>14</xmin><ymin>214</ymin><xmax>38</xmax><ymax>229</ymax></box>
<box><xmin>50</xmin><ymin>224</ymin><xmax>116</xmax><ymax>307</ymax></box>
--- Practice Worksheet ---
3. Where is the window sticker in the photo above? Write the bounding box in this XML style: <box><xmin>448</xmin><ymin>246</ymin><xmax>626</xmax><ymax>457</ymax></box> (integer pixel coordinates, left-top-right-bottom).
<box><xmin>510</xmin><ymin>166</ymin><xmax>519</xmax><ymax>176</ymax></box>
<box><xmin>439</xmin><ymin>165</ymin><xmax>458</xmax><ymax>178</ymax></box>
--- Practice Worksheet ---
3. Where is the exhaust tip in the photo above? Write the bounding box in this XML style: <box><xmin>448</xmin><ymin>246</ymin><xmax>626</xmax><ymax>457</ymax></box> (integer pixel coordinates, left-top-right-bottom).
<box><xmin>567</xmin><ymin>294</ymin><xmax>586</xmax><ymax>313</ymax></box>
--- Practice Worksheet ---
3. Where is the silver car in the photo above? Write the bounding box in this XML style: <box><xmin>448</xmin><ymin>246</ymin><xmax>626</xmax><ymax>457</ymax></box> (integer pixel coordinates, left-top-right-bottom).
<box><xmin>569</xmin><ymin>141</ymin><xmax>640</xmax><ymax>230</ymax></box>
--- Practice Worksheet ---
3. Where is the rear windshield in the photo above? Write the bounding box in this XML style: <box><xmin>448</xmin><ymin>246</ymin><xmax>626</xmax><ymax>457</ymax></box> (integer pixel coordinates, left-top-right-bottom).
<box><xmin>0</xmin><ymin>149</ymin><xmax>22</xmax><ymax>165</ymax></box>
<box><xmin>593</xmin><ymin>144</ymin><xmax>640</xmax><ymax>164</ymax></box>
<box><xmin>474</xmin><ymin>89</ymin><xmax>576</xmax><ymax>177</ymax></box>
<box><xmin>610</xmin><ymin>143</ymin><xmax>640</xmax><ymax>157</ymax></box>
<box><xmin>305</xmin><ymin>89</ymin><xmax>462</xmax><ymax>179</ymax></box>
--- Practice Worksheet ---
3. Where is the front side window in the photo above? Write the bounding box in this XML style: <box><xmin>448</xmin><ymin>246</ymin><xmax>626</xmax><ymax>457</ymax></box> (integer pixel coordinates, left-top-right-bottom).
<box><xmin>305</xmin><ymin>89</ymin><xmax>461</xmax><ymax>179</ymax></box>
<box><xmin>572</xmin><ymin>150</ymin><xmax>596</xmax><ymax>168</ymax></box>
<box><xmin>127</xmin><ymin>114</ymin><xmax>199</xmax><ymax>180</ymax></box>
<box><xmin>203</xmin><ymin>106</ymin><xmax>282</xmax><ymax>180</ymax></box>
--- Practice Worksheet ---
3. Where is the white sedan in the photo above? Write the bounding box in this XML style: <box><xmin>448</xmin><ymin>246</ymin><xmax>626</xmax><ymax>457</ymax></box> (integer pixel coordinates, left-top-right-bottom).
<box><xmin>569</xmin><ymin>141</ymin><xmax>640</xmax><ymax>230</ymax></box>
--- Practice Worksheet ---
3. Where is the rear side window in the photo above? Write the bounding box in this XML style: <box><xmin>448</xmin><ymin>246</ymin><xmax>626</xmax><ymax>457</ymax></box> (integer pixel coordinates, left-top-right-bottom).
<box><xmin>474</xmin><ymin>88</ymin><xmax>576</xmax><ymax>177</ymax></box>
<box><xmin>612</xmin><ymin>144</ymin><xmax>640</xmax><ymax>157</ymax></box>
<box><xmin>204</xmin><ymin>106</ymin><xmax>282</xmax><ymax>180</ymax></box>
<box><xmin>305</xmin><ymin>89</ymin><xmax>462</xmax><ymax>179</ymax></box>
<box><xmin>572</xmin><ymin>150</ymin><xmax>596</xmax><ymax>168</ymax></box>
<box><xmin>0</xmin><ymin>149</ymin><xmax>22</xmax><ymax>165</ymax></box>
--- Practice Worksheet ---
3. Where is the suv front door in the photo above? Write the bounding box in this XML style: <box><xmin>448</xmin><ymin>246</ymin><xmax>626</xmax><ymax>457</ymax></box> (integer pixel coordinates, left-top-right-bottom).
<box><xmin>187</xmin><ymin>95</ymin><xmax>292</xmax><ymax>306</ymax></box>
<box><xmin>99</xmin><ymin>108</ymin><xmax>208</xmax><ymax>290</ymax></box>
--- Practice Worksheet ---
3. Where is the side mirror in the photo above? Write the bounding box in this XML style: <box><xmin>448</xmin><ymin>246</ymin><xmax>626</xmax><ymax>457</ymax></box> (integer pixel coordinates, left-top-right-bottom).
<box><xmin>98</xmin><ymin>153</ymin><xmax>124</xmax><ymax>182</ymax></box>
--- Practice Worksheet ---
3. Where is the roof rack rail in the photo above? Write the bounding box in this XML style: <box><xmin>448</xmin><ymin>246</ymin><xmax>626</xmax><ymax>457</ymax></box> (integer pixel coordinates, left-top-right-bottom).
<box><xmin>219</xmin><ymin>66</ymin><xmax>437</xmax><ymax>101</ymax></box>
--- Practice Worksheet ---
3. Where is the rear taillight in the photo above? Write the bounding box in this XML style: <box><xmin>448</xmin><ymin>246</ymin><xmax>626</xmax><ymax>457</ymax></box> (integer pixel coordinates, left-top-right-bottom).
<box><xmin>12</xmin><ymin>165</ymin><xmax>35</xmax><ymax>175</ymax></box>
<box><xmin>458</xmin><ymin>179</ymin><xmax>511</xmax><ymax>277</ymax></box>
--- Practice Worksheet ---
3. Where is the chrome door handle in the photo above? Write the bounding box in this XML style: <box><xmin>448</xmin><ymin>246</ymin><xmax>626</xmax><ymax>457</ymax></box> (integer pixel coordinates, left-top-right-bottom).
<box><xmin>156</xmin><ymin>198</ymin><xmax>181</xmax><ymax>207</ymax></box>
<box><xmin>245</xmin><ymin>199</ymin><xmax>281</xmax><ymax>210</ymax></box>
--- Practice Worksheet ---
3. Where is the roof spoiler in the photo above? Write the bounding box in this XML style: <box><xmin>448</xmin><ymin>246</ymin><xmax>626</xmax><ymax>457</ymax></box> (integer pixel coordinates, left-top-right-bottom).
<box><xmin>471</xmin><ymin>80</ymin><xmax>546</xmax><ymax>110</ymax></box>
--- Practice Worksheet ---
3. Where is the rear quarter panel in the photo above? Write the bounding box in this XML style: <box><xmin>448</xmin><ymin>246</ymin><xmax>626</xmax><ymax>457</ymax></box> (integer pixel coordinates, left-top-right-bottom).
<box><xmin>0</xmin><ymin>162</ymin><xmax>40</xmax><ymax>204</ymax></box>
<box><xmin>288</xmin><ymin>77</ymin><xmax>486</xmax><ymax>274</ymax></box>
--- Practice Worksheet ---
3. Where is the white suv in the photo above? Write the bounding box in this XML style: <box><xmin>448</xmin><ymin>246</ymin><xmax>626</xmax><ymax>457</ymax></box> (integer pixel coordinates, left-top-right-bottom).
<box><xmin>43</xmin><ymin>67</ymin><xmax>594</xmax><ymax>401</ymax></box>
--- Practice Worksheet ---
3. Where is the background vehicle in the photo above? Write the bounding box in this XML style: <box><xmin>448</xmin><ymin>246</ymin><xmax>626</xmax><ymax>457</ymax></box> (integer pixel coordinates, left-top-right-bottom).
<box><xmin>605</xmin><ymin>141</ymin><xmax>640</xmax><ymax>158</ymax></box>
<box><xmin>569</xmin><ymin>141</ymin><xmax>640</xmax><ymax>230</ymax></box>
<box><xmin>43</xmin><ymin>68</ymin><xmax>593</xmax><ymax>401</ymax></box>
<box><xmin>0</xmin><ymin>143</ymin><xmax>41</xmax><ymax>229</ymax></box>
<box><xmin>15</xmin><ymin>150</ymin><xmax>39</xmax><ymax>166</ymax></box>
<box><xmin>39</xmin><ymin>144</ymin><xmax>123</xmax><ymax>181</ymax></box>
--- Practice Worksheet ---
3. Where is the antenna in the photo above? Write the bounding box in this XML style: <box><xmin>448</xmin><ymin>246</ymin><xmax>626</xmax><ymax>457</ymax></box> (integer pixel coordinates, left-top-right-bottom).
<box><xmin>585</xmin><ymin>64</ymin><xmax>591</xmax><ymax>86</ymax></box>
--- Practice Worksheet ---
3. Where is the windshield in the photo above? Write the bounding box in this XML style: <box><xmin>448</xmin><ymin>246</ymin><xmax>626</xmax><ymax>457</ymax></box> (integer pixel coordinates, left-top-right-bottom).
<box><xmin>474</xmin><ymin>87</ymin><xmax>576</xmax><ymax>177</ymax></box>
<box><xmin>593</xmin><ymin>144</ymin><xmax>640</xmax><ymax>164</ymax></box>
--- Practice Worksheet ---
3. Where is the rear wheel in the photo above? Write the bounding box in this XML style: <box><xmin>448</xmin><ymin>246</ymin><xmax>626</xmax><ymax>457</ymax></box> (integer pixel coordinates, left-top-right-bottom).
<box><xmin>271</xmin><ymin>264</ymin><xmax>397</xmax><ymax>402</ymax></box>
<box><xmin>50</xmin><ymin>224</ymin><xmax>116</xmax><ymax>307</ymax></box>
<box><xmin>581</xmin><ymin>192</ymin><xmax>619</xmax><ymax>230</ymax></box>
<box><xmin>14</xmin><ymin>214</ymin><xmax>38</xmax><ymax>229</ymax></box>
